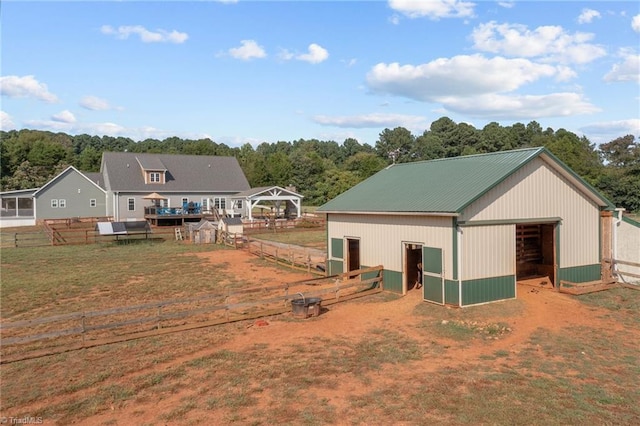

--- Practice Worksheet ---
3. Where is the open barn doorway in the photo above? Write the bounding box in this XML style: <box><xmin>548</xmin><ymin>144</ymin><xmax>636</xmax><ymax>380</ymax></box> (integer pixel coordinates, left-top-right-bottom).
<box><xmin>405</xmin><ymin>243</ymin><xmax>422</xmax><ymax>292</ymax></box>
<box><xmin>346</xmin><ymin>238</ymin><xmax>360</xmax><ymax>272</ymax></box>
<box><xmin>516</xmin><ymin>223</ymin><xmax>556</xmax><ymax>287</ymax></box>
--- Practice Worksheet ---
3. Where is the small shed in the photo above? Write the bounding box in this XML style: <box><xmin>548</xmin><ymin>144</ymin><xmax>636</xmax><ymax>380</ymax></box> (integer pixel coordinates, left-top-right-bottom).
<box><xmin>189</xmin><ymin>219</ymin><xmax>218</xmax><ymax>244</ymax></box>
<box><xmin>219</xmin><ymin>217</ymin><xmax>244</xmax><ymax>235</ymax></box>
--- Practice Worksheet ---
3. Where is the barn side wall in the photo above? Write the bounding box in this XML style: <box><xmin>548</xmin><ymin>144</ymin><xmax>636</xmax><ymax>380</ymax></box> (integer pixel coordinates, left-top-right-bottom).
<box><xmin>326</xmin><ymin>214</ymin><xmax>454</xmax><ymax>294</ymax></box>
<box><xmin>461</xmin><ymin>157</ymin><xmax>601</xmax><ymax>275</ymax></box>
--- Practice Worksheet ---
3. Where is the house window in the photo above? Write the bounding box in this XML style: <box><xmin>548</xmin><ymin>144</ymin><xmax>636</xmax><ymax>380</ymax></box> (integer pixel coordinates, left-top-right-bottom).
<box><xmin>214</xmin><ymin>197</ymin><xmax>226</xmax><ymax>209</ymax></box>
<box><xmin>236</xmin><ymin>200</ymin><xmax>243</xmax><ymax>209</ymax></box>
<box><xmin>128</xmin><ymin>198</ymin><xmax>135</xmax><ymax>211</ymax></box>
<box><xmin>90</xmin><ymin>199</ymin><xmax>97</xmax><ymax>208</ymax></box>
<box><xmin>51</xmin><ymin>199</ymin><xmax>58</xmax><ymax>208</ymax></box>
<box><xmin>59</xmin><ymin>199</ymin><xmax>66</xmax><ymax>208</ymax></box>
<box><xmin>182</xmin><ymin>198</ymin><xmax>189</xmax><ymax>206</ymax></box>
<box><xmin>150</xmin><ymin>172</ymin><xmax>161</xmax><ymax>183</ymax></box>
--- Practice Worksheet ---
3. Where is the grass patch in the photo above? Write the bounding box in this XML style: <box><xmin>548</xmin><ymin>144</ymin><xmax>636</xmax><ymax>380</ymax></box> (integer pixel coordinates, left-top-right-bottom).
<box><xmin>0</xmin><ymin>243</ymin><xmax>232</xmax><ymax>317</ymax></box>
<box><xmin>248</xmin><ymin>229</ymin><xmax>326</xmax><ymax>248</ymax></box>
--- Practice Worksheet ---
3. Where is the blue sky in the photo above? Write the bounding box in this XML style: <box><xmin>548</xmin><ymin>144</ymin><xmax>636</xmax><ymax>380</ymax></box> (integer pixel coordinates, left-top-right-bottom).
<box><xmin>1</xmin><ymin>0</ymin><xmax>639</xmax><ymax>148</ymax></box>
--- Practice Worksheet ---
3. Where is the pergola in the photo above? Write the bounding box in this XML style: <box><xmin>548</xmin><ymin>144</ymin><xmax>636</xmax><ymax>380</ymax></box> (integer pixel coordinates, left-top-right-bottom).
<box><xmin>231</xmin><ymin>186</ymin><xmax>303</xmax><ymax>221</ymax></box>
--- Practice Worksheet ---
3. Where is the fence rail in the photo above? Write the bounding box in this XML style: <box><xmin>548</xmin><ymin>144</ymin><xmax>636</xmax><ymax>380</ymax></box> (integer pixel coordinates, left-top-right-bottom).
<box><xmin>0</xmin><ymin>266</ymin><xmax>383</xmax><ymax>363</ymax></box>
<box><xmin>604</xmin><ymin>258</ymin><xmax>640</xmax><ymax>281</ymax></box>
<box><xmin>246</xmin><ymin>238</ymin><xmax>327</xmax><ymax>275</ymax></box>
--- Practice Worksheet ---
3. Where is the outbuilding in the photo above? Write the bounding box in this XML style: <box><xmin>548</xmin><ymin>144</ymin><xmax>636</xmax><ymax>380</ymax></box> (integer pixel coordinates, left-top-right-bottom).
<box><xmin>317</xmin><ymin>147</ymin><xmax>616</xmax><ymax>307</ymax></box>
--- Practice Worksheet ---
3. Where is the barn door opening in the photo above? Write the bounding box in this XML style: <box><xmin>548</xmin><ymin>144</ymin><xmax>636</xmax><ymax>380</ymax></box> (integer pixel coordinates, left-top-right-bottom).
<box><xmin>346</xmin><ymin>238</ymin><xmax>360</xmax><ymax>272</ymax></box>
<box><xmin>404</xmin><ymin>243</ymin><xmax>422</xmax><ymax>292</ymax></box>
<box><xmin>516</xmin><ymin>223</ymin><xmax>556</xmax><ymax>287</ymax></box>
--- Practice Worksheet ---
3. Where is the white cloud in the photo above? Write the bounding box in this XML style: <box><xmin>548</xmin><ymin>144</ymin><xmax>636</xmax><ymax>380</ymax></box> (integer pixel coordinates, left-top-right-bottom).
<box><xmin>604</xmin><ymin>49</ymin><xmax>640</xmax><ymax>83</ymax></box>
<box><xmin>80</xmin><ymin>96</ymin><xmax>111</xmax><ymax>111</ymax></box>
<box><xmin>52</xmin><ymin>110</ymin><xmax>76</xmax><ymax>124</ymax></box>
<box><xmin>101</xmin><ymin>25</ymin><xmax>188</xmax><ymax>44</ymax></box>
<box><xmin>578</xmin><ymin>8</ymin><xmax>601</xmax><ymax>24</ymax></box>
<box><xmin>439</xmin><ymin>92</ymin><xmax>600</xmax><ymax>119</ymax></box>
<box><xmin>580</xmin><ymin>119</ymin><xmax>640</xmax><ymax>137</ymax></box>
<box><xmin>0</xmin><ymin>75</ymin><xmax>58</xmax><ymax>103</ymax></box>
<box><xmin>228</xmin><ymin>40</ymin><xmax>267</xmax><ymax>60</ymax></box>
<box><xmin>20</xmin><ymin>118</ymin><xmax>211</xmax><ymax>142</ymax></box>
<box><xmin>498</xmin><ymin>1</ymin><xmax>515</xmax><ymax>9</ymax></box>
<box><xmin>296</xmin><ymin>43</ymin><xmax>329</xmax><ymax>64</ymax></box>
<box><xmin>313</xmin><ymin>112</ymin><xmax>428</xmax><ymax>129</ymax></box>
<box><xmin>632</xmin><ymin>14</ymin><xmax>640</xmax><ymax>32</ymax></box>
<box><xmin>342</xmin><ymin>58</ymin><xmax>358</xmax><ymax>67</ymax></box>
<box><xmin>277</xmin><ymin>48</ymin><xmax>295</xmax><ymax>61</ymax></box>
<box><xmin>366</xmin><ymin>55</ymin><xmax>558</xmax><ymax>101</ymax></box>
<box><xmin>0</xmin><ymin>111</ymin><xmax>15</xmax><ymax>130</ymax></box>
<box><xmin>388</xmin><ymin>0</ymin><xmax>475</xmax><ymax>20</ymax></box>
<box><xmin>471</xmin><ymin>21</ymin><xmax>606</xmax><ymax>64</ymax></box>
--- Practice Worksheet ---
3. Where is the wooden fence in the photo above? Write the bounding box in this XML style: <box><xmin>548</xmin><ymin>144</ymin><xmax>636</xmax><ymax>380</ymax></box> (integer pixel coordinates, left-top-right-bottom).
<box><xmin>0</xmin><ymin>266</ymin><xmax>383</xmax><ymax>364</ymax></box>
<box><xmin>246</xmin><ymin>237</ymin><xmax>327</xmax><ymax>275</ymax></box>
<box><xmin>604</xmin><ymin>258</ymin><xmax>640</xmax><ymax>282</ymax></box>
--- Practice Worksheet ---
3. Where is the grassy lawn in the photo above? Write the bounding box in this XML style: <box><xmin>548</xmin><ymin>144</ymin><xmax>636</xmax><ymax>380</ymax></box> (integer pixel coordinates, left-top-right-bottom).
<box><xmin>1</xmin><ymin>243</ymin><xmax>639</xmax><ymax>425</ymax></box>
<box><xmin>249</xmin><ymin>228</ymin><xmax>326</xmax><ymax>249</ymax></box>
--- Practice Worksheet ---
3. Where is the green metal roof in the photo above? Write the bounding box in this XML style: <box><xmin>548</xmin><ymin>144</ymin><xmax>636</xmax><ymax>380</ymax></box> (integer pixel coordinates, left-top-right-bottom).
<box><xmin>318</xmin><ymin>147</ymin><xmax>612</xmax><ymax>214</ymax></box>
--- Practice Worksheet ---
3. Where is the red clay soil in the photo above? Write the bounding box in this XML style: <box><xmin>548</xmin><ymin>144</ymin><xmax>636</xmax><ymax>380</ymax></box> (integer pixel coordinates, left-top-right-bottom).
<box><xmin>15</xmin><ymin>249</ymin><xmax>637</xmax><ymax>425</ymax></box>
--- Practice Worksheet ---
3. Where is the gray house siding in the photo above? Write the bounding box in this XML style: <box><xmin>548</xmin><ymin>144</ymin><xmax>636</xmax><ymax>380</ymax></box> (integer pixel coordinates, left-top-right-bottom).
<box><xmin>35</xmin><ymin>168</ymin><xmax>106</xmax><ymax>220</ymax></box>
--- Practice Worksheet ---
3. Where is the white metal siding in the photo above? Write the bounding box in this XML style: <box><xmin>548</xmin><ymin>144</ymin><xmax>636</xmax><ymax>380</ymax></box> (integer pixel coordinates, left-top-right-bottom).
<box><xmin>616</xmin><ymin>219</ymin><xmax>640</xmax><ymax>282</ymax></box>
<box><xmin>461</xmin><ymin>158</ymin><xmax>600</xmax><ymax>268</ymax></box>
<box><xmin>327</xmin><ymin>214</ymin><xmax>454</xmax><ymax>279</ymax></box>
<box><xmin>460</xmin><ymin>225</ymin><xmax>515</xmax><ymax>280</ymax></box>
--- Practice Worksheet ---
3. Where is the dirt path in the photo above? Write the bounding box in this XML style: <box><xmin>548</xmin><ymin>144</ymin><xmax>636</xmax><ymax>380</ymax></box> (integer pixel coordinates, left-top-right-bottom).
<box><xmin>15</xmin><ymin>249</ymin><xmax>638</xmax><ymax>425</ymax></box>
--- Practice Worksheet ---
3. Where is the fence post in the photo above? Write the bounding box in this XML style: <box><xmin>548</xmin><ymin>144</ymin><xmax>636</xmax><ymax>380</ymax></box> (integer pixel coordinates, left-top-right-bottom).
<box><xmin>157</xmin><ymin>305</ymin><xmax>162</xmax><ymax>329</ymax></box>
<box><xmin>14</xmin><ymin>233</ymin><xmax>18</xmax><ymax>248</ymax></box>
<box><xmin>81</xmin><ymin>314</ymin><xmax>86</xmax><ymax>344</ymax></box>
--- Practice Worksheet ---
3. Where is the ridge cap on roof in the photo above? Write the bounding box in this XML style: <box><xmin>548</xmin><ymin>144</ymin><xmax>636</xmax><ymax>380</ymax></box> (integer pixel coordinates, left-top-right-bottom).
<box><xmin>390</xmin><ymin>147</ymin><xmax>544</xmax><ymax>167</ymax></box>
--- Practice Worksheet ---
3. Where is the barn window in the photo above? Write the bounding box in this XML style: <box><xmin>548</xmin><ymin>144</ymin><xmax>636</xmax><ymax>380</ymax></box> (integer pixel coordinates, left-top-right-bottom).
<box><xmin>128</xmin><ymin>198</ymin><xmax>135</xmax><ymax>211</ymax></box>
<box><xmin>51</xmin><ymin>199</ymin><xmax>58</xmax><ymax>208</ymax></box>
<box><xmin>90</xmin><ymin>199</ymin><xmax>97</xmax><ymax>207</ymax></box>
<box><xmin>59</xmin><ymin>199</ymin><xmax>66</xmax><ymax>208</ymax></box>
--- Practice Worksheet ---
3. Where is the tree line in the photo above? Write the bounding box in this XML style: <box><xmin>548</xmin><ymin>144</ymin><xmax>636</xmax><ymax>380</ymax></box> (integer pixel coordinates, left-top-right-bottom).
<box><xmin>1</xmin><ymin>117</ymin><xmax>638</xmax><ymax>212</ymax></box>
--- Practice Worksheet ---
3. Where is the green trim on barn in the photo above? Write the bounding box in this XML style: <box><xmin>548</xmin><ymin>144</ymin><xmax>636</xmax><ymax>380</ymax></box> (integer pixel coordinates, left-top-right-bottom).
<box><xmin>329</xmin><ymin>260</ymin><xmax>343</xmax><ymax>276</ymax></box>
<box><xmin>558</xmin><ymin>264</ymin><xmax>601</xmax><ymax>283</ymax></box>
<box><xmin>452</xmin><ymin>218</ymin><xmax>458</xmax><ymax>281</ymax></box>
<box><xmin>383</xmin><ymin>269</ymin><xmax>403</xmax><ymax>293</ymax></box>
<box><xmin>461</xmin><ymin>275</ymin><xmax>516</xmax><ymax>306</ymax></box>
<box><xmin>360</xmin><ymin>266</ymin><xmax>382</xmax><ymax>289</ymax></box>
<box><xmin>331</xmin><ymin>238</ymin><xmax>343</xmax><ymax>259</ymax></box>
<box><xmin>444</xmin><ymin>279</ymin><xmax>459</xmax><ymax>306</ymax></box>
<box><xmin>622</xmin><ymin>215</ymin><xmax>640</xmax><ymax>227</ymax></box>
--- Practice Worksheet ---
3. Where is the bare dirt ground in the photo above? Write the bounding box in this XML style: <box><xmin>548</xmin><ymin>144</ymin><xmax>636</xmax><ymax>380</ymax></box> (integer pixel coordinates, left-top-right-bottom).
<box><xmin>5</xmin><ymin>248</ymin><xmax>638</xmax><ymax>425</ymax></box>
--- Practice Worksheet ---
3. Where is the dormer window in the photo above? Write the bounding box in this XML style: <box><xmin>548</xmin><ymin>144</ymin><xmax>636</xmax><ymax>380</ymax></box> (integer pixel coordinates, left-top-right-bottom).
<box><xmin>145</xmin><ymin>171</ymin><xmax>165</xmax><ymax>184</ymax></box>
<box><xmin>137</xmin><ymin>156</ymin><xmax>167</xmax><ymax>184</ymax></box>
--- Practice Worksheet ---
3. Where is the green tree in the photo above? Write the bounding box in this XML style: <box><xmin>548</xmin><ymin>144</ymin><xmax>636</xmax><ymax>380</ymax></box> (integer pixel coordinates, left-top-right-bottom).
<box><xmin>375</xmin><ymin>127</ymin><xmax>415</xmax><ymax>163</ymax></box>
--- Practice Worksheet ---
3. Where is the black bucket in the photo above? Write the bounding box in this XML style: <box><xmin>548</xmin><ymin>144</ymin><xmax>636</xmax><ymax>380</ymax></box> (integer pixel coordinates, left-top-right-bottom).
<box><xmin>291</xmin><ymin>297</ymin><xmax>322</xmax><ymax>318</ymax></box>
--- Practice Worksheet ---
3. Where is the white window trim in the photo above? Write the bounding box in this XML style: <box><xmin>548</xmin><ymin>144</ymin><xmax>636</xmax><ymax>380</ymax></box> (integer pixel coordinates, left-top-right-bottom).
<box><xmin>90</xmin><ymin>199</ymin><xmax>97</xmax><ymax>207</ymax></box>
<box><xmin>59</xmin><ymin>199</ymin><xmax>66</xmax><ymax>208</ymax></box>
<box><xmin>51</xmin><ymin>199</ymin><xmax>58</xmax><ymax>208</ymax></box>
<box><xmin>127</xmin><ymin>198</ymin><xmax>135</xmax><ymax>211</ymax></box>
